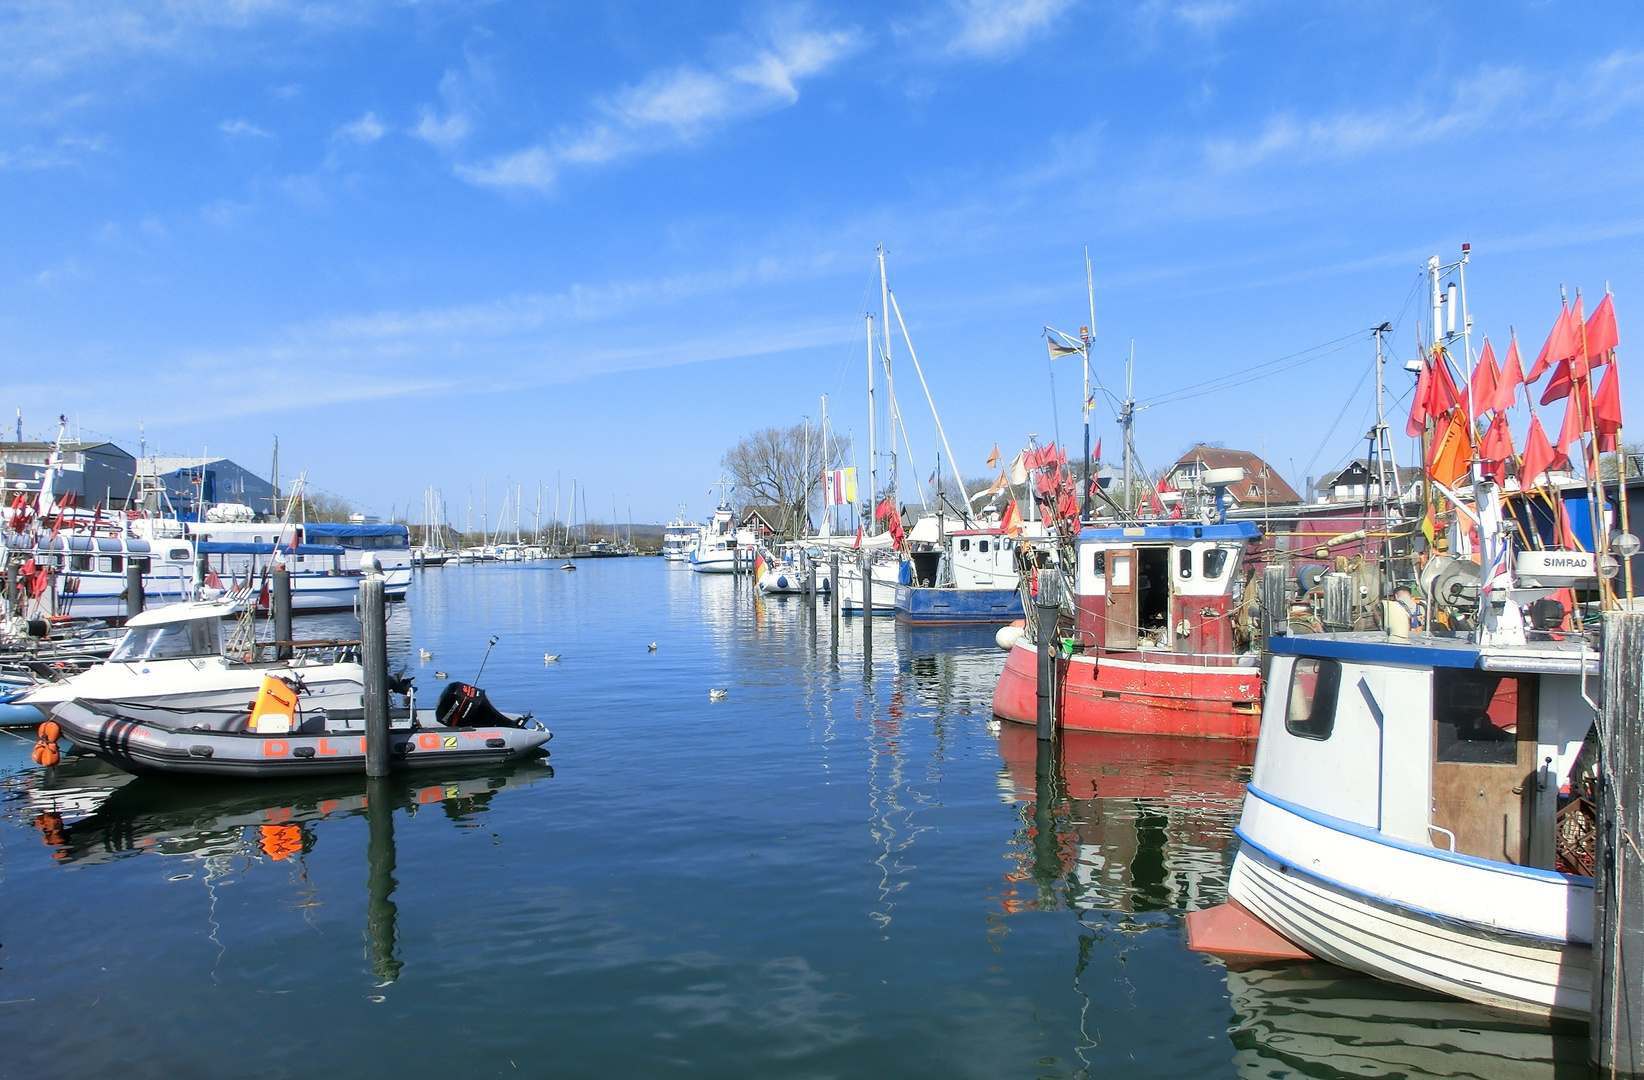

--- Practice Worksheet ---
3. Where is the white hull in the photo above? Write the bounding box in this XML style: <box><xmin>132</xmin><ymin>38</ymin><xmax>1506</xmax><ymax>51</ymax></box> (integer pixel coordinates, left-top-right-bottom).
<box><xmin>836</xmin><ymin>560</ymin><xmax>900</xmax><ymax>612</ymax></box>
<box><xmin>688</xmin><ymin>550</ymin><xmax>740</xmax><ymax>573</ymax></box>
<box><xmin>25</xmin><ymin>658</ymin><xmax>366</xmax><ymax>717</ymax></box>
<box><xmin>1230</xmin><ymin>786</ymin><xmax>1592</xmax><ymax>1019</ymax></box>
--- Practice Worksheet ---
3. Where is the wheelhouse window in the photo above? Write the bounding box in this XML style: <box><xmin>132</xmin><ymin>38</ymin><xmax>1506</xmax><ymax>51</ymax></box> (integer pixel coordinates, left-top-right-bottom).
<box><xmin>1178</xmin><ymin>549</ymin><xmax>1193</xmax><ymax>579</ymax></box>
<box><xmin>1203</xmin><ymin>548</ymin><xmax>1229</xmax><ymax>579</ymax></box>
<box><xmin>1285</xmin><ymin>657</ymin><xmax>1340</xmax><ymax>740</ymax></box>
<box><xmin>1091</xmin><ymin>551</ymin><xmax>1106</xmax><ymax>577</ymax></box>
<box><xmin>1434</xmin><ymin>670</ymin><xmax>1519</xmax><ymax>765</ymax></box>
<box><xmin>959</xmin><ymin>539</ymin><xmax>970</xmax><ymax>552</ymax></box>
<box><xmin>979</xmin><ymin>540</ymin><xmax>989</xmax><ymax>553</ymax></box>
<box><xmin>110</xmin><ymin>619</ymin><xmax>222</xmax><ymax>662</ymax></box>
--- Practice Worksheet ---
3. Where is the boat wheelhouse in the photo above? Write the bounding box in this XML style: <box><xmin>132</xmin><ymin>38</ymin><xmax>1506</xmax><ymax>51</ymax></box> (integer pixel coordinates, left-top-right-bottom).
<box><xmin>662</xmin><ymin>509</ymin><xmax>702</xmax><ymax>562</ymax></box>
<box><xmin>992</xmin><ymin>521</ymin><xmax>1263</xmax><ymax>737</ymax></box>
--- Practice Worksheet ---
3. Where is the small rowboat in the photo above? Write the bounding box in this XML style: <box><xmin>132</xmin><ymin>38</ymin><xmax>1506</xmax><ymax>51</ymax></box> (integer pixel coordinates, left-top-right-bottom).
<box><xmin>50</xmin><ymin>681</ymin><xmax>551</xmax><ymax>779</ymax></box>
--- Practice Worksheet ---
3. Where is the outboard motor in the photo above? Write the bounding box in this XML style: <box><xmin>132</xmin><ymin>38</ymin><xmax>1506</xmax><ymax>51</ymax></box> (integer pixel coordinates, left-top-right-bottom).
<box><xmin>435</xmin><ymin>681</ymin><xmax>520</xmax><ymax>728</ymax></box>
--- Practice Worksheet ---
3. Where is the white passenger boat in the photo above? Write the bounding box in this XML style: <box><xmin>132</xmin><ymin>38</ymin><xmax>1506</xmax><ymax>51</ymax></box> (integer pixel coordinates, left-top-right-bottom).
<box><xmin>662</xmin><ymin>508</ymin><xmax>702</xmax><ymax>562</ymax></box>
<box><xmin>183</xmin><ymin>517</ymin><xmax>412</xmax><ymax>612</ymax></box>
<box><xmin>688</xmin><ymin>500</ymin><xmax>754</xmax><ymax>574</ymax></box>
<box><xmin>1188</xmin><ymin>481</ymin><xmax>1605</xmax><ymax>1019</ymax></box>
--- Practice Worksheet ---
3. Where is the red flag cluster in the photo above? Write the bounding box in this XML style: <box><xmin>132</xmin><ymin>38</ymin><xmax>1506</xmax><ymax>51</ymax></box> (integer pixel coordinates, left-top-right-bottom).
<box><xmin>1409</xmin><ymin>289</ymin><xmax>1625</xmax><ymax>489</ymax></box>
<box><xmin>875</xmin><ymin>496</ymin><xmax>905</xmax><ymax>548</ymax></box>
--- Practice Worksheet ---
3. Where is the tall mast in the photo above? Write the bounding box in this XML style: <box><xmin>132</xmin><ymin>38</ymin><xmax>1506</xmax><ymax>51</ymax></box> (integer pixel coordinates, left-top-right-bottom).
<box><xmin>1083</xmin><ymin>247</ymin><xmax>1096</xmax><ymax>522</ymax></box>
<box><xmin>1123</xmin><ymin>341</ymin><xmax>1135</xmax><ymax>514</ymax></box>
<box><xmin>271</xmin><ymin>435</ymin><xmax>280</xmax><ymax>518</ymax></box>
<box><xmin>866</xmin><ymin>307</ymin><xmax>877</xmax><ymax>536</ymax></box>
<box><xmin>879</xmin><ymin>245</ymin><xmax>893</xmax><ymax>511</ymax></box>
<box><xmin>819</xmin><ymin>394</ymin><xmax>830</xmax><ymax>535</ymax></box>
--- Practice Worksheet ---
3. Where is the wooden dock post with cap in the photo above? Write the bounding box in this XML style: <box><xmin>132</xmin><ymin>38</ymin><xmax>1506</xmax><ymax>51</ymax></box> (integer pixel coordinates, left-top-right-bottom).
<box><xmin>861</xmin><ymin>552</ymin><xmax>873</xmax><ymax>633</ymax></box>
<box><xmin>1035</xmin><ymin>564</ymin><xmax>1060</xmax><ymax>742</ymax></box>
<box><xmin>360</xmin><ymin>554</ymin><xmax>391</xmax><ymax>778</ymax></box>
<box><xmin>1594</xmin><ymin>608</ymin><xmax>1644</xmax><ymax>1076</ymax></box>
<box><xmin>272</xmin><ymin>560</ymin><xmax>292</xmax><ymax>661</ymax></box>
<box><xmin>829</xmin><ymin>554</ymin><xmax>840</xmax><ymax>635</ymax></box>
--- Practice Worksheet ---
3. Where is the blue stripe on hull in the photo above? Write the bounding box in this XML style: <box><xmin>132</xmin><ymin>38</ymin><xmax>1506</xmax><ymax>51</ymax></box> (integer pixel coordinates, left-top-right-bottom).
<box><xmin>893</xmin><ymin>584</ymin><xmax>1023</xmax><ymax>624</ymax></box>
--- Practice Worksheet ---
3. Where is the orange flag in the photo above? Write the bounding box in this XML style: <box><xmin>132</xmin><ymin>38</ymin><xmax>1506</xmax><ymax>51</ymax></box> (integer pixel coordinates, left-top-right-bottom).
<box><xmin>1593</xmin><ymin>366</ymin><xmax>1624</xmax><ymax>454</ymax></box>
<box><xmin>1407</xmin><ymin>360</ymin><xmax>1431</xmax><ymax>437</ymax></box>
<box><xmin>1427</xmin><ymin>410</ymin><xmax>1473</xmax><ymax>489</ymax></box>
<box><xmin>1586</xmin><ymin>293</ymin><xmax>1619</xmax><ymax>363</ymax></box>
<box><xmin>1519</xmin><ymin>409</ymin><xmax>1557</xmax><ymax>487</ymax></box>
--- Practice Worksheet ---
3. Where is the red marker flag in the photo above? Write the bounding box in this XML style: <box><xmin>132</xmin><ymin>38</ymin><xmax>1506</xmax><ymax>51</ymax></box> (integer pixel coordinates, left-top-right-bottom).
<box><xmin>1494</xmin><ymin>335</ymin><xmax>1525</xmax><ymax>414</ymax></box>
<box><xmin>1586</xmin><ymin>293</ymin><xmax>1619</xmax><ymax>363</ymax></box>
<box><xmin>1519</xmin><ymin>410</ymin><xmax>1557</xmax><ymax>488</ymax></box>
<box><xmin>1470</xmin><ymin>340</ymin><xmax>1500</xmax><ymax>419</ymax></box>
<box><xmin>1406</xmin><ymin>360</ymin><xmax>1431</xmax><ymax>437</ymax></box>
<box><xmin>1529</xmin><ymin>302</ymin><xmax>1578</xmax><ymax>381</ymax></box>
<box><xmin>1593</xmin><ymin>366</ymin><xmax>1624</xmax><ymax>454</ymax></box>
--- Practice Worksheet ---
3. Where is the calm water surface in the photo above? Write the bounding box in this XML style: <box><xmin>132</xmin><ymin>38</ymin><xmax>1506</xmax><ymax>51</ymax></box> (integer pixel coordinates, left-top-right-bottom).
<box><xmin>0</xmin><ymin>560</ymin><xmax>1585</xmax><ymax>1078</ymax></box>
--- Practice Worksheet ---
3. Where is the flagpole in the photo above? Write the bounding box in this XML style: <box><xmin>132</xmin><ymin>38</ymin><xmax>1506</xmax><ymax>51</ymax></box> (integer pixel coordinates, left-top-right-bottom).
<box><xmin>1575</xmin><ymin>288</ymin><xmax>1614</xmax><ymax>609</ymax></box>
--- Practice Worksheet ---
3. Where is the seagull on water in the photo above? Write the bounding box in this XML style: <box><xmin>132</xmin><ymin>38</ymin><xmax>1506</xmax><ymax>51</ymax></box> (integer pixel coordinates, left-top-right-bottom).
<box><xmin>434</xmin><ymin>671</ymin><xmax>447</xmax><ymax>679</ymax></box>
<box><xmin>418</xmin><ymin>648</ymin><xmax>433</xmax><ymax>663</ymax></box>
<box><xmin>648</xmin><ymin>642</ymin><xmax>658</xmax><ymax>652</ymax></box>
<box><xmin>709</xmin><ymin>688</ymin><xmax>728</xmax><ymax>702</ymax></box>
<box><xmin>544</xmin><ymin>653</ymin><xmax>561</xmax><ymax>664</ymax></box>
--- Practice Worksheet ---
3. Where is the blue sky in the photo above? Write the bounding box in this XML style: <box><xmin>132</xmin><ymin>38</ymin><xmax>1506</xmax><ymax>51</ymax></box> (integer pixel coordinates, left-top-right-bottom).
<box><xmin>4</xmin><ymin>1</ymin><xmax>1643</xmax><ymax>525</ymax></box>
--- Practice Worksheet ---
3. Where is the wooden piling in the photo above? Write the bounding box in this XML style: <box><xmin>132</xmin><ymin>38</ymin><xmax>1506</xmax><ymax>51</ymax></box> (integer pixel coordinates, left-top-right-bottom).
<box><xmin>360</xmin><ymin>557</ymin><xmax>390</xmax><ymax>778</ymax></box>
<box><xmin>125</xmin><ymin>560</ymin><xmax>144</xmax><ymax>619</ymax></box>
<box><xmin>272</xmin><ymin>562</ymin><xmax>293</xmax><ymax>661</ymax></box>
<box><xmin>1594</xmin><ymin>609</ymin><xmax>1644</xmax><ymax>1076</ymax></box>
<box><xmin>861</xmin><ymin>552</ymin><xmax>873</xmax><ymax>632</ymax></box>
<box><xmin>829</xmin><ymin>554</ymin><xmax>840</xmax><ymax>635</ymax></box>
<box><xmin>1035</xmin><ymin>568</ymin><xmax>1060</xmax><ymax>741</ymax></box>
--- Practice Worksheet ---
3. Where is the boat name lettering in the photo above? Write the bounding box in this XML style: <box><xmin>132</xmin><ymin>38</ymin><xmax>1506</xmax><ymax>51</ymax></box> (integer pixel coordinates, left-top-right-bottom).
<box><xmin>417</xmin><ymin>733</ymin><xmax>441</xmax><ymax>750</ymax></box>
<box><xmin>316</xmin><ymin>738</ymin><xmax>341</xmax><ymax>756</ymax></box>
<box><xmin>263</xmin><ymin>740</ymin><xmax>290</xmax><ymax>757</ymax></box>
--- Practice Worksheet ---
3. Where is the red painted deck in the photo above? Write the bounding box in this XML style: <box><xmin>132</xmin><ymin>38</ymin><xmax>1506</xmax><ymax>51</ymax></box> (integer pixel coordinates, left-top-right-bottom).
<box><xmin>991</xmin><ymin>642</ymin><xmax>1262</xmax><ymax>739</ymax></box>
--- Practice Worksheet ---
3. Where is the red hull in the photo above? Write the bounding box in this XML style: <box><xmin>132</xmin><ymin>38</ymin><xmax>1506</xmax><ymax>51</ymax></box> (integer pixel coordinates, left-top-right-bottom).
<box><xmin>991</xmin><ymin>642</ymin><xmax>1262</xmax><ymax>739</ymax></box>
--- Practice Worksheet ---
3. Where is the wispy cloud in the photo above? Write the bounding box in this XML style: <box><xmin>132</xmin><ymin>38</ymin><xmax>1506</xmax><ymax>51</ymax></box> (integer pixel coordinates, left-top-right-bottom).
<box><xmin>945</xmin><ymin>0</ymin><xmax>1074</xmax><ymax>58</ymax></box>
<box><xmin>454</xmin><ymin>13</ymin><xmax>864</xmax><ymax>192</ymax></box>
<box><xmin>219</xmin><ymin>118</ymin><xmax>273</xmax><ymax>138</ymax></box>
<box><xmin>1203</xmin><ymin>65</ymin><xmax>1529</xmax><ymax>171</ymax></box>
<box><xmin>333</xmin><ymin>111</ymin><xmax>385</xmax><ymax>144</ymax></box>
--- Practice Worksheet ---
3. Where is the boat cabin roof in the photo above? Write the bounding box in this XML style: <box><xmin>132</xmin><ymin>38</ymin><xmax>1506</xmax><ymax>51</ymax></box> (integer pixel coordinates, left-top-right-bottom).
<box><xmin>1269</xmin><ymin>631</ymin><xmax>1599</xmax><ymax>676</ymax></box>
<box><xmin>1079</xmin><ymin>521</ymin><xmax>1258</xmax><ymax>543</ymax></box>
<box><xmin>195</xmin><ymin>541</ymin><xmax>346</xmax><ymax>556</ymax></box>
<box><xmin>126</xmin><ymin>598</ymin><xmax>245</xmax><ymax>628</ymax></box>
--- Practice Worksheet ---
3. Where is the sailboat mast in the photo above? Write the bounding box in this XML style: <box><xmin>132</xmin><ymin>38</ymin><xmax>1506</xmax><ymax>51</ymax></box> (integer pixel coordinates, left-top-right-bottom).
<box><xmin>1083</xmin><ymin>247</ymin><xmax>1096</xmax><ymax>522</ymax></box>
<box><xmin>866</xmin><ymin>309</ymin><xmax>877</xmax><ymax>536</ymax></box>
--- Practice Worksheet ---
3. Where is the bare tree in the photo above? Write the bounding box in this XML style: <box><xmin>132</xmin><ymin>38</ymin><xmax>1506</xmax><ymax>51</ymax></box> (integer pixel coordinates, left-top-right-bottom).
<box><xmin>722</xmin><ymin>424</ymin><xmax>847</xmax><ymax>539</ymax></box>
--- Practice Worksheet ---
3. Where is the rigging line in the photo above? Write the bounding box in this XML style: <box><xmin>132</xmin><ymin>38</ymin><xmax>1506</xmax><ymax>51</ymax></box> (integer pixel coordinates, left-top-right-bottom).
<box><xmin>1142</xmin><ymin>334</ymin><xmax>1370</xmax><ymax>408</ymax></box>
<box><xmin>1137</xmin><ymin>328</ymin><xmax>1370</xmax><ymax>405</ymax></box>
<box><xmin>1299</xmin><ymin>359</ymin><xmax>1375</xmax><ymax>486</ymax></box>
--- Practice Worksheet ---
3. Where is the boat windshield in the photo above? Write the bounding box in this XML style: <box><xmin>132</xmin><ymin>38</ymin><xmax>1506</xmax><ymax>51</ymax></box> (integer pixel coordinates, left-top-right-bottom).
<box><xmin>110</xmin><ymin>619</ymin><xmax>223</xmax><ymax>662</ymax></box>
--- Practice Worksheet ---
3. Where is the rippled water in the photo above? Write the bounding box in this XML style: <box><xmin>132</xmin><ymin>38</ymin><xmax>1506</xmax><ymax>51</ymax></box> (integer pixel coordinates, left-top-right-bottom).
<box><xmin>0</xmin><ymin>560</ymin><xmax>1586</xmax><ymax>1078</ymax></box>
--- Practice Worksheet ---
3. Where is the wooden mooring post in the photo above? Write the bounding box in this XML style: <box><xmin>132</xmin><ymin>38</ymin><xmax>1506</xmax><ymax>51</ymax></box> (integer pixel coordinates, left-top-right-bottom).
<box><xmin>1595</xmin><ymin>609</ymin><xmax>1644</xmax><ymax>1076</ymax></box>
<box><xmin>1035</xmin><ymin>568</ymin><xmax>1060</xmax><ymax>742</ymax></box>
<box><xmin>861</xmin><ymin>553</ymin><xmax>873</xmax><ymax>632</ymax></box>
<box><xmin>829</xmin><ymin>554</ymin><xmax>840</xmax><ymax>635</ymax></box>
<box><xmin>272</xmin><ymin>561</ymin><xmax>293</xmax><ymax>661</ymax></box>
<box><xmin>360</xmin><ymin>555</ymin><xmax>391</xmax><ymax>779</ymax></box>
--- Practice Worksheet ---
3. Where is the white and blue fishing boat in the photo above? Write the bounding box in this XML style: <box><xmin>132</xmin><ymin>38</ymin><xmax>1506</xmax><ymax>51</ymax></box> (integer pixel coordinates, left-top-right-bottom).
<box><xmin>1188</xmin><ymin>476</ymin><xmax>1607</xmax><ymax>1019</ymax></box>
<box><xmin>895</xmin><ymin>521</ymin><xmax>1024</xmax><ymax>624</ymax></box>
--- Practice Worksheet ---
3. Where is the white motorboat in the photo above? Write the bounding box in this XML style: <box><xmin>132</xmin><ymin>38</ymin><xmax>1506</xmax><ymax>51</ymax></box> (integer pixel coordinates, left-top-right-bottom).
<box><xmin>834</xmin><ymin>554</ymin><xmax>901</xmax><ymax>613</ymax></box>
<box><xmin>18</xmin><ymin>598</ymin><xmax>368</xmax><ymax>725</ymax></box>
<box><xmin>688</xmin><ymin>497</ymin><xmax>754</xmax><ymax>574</ymax></box>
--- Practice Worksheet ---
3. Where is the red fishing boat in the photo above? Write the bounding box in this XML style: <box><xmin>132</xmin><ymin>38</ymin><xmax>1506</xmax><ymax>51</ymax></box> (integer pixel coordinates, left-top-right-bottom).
<box><xmin>991</xmin><ymin>521</ymin><xmax>1264</xmax><ymax>738</ymax></box>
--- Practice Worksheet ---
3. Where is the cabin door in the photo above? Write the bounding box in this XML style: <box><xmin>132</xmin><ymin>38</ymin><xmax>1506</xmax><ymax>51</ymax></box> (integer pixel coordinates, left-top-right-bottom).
<box><xmin>1105</xmin><ymin>548</ymin><xmax>1138</xmax><ymax>650</ymax></box>
<box><xmin>1430</xmin><ymin>672</ymin><xmax>1540</xmax><ymax>864</ymax></box>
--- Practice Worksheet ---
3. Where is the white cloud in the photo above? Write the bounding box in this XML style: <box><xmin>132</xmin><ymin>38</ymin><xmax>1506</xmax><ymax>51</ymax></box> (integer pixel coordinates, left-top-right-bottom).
<box><xmin>452</xmin><ymin>15</ymin><xmax>864</xmax><ymax>193</ymax></box>
<box><xmin>333</xmin><ymin>111</ymin><xmax>385</xmax><ymax>144</ymax></box>
<box><xmin>219</xmin><ymin>118</ymin><xmax>272</xmax><ymax>138</ymax></box>
<box><xmin>455</xmin><ymin>146</ymin><xmax>555</xmax><ymax>192</ymax></box>
<box><xmin>1203</xmin><ymin>66</ymin><xmax>1528</xmax><ymax>171</ymax></box>
<box><xmin>946</xmin><ymin>0</ymin><xmax>1074</xmax><ymax>58</ymax></box>
<box><xmin>414</xmin><ymin>106</ymin><xmax>470</xmax><ymax>149</ymax></box>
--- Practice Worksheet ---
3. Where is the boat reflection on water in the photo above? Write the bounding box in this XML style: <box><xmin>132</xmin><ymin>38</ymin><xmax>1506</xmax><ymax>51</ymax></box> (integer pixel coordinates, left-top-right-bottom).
<box><xmin>992</xmin><ymin>721</ymin><xmax>1252</xmax><ymax>913</ymax></box>
<box><xmin>5</xmin><ymin>757</ymin><xmax>553</xmax><ymax>984</ymax></box>
<box><xmin>1227</xmin><ymin>962</ymin><xmax>1588</xmax><ymax>1079</ymax></box>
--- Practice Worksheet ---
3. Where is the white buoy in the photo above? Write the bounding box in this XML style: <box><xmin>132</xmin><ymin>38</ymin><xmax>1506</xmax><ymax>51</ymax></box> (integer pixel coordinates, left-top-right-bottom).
<box><xmin>995</xmin><ymin>625</ymin><xmax>1025</xmax><ymax>651</ymax></box>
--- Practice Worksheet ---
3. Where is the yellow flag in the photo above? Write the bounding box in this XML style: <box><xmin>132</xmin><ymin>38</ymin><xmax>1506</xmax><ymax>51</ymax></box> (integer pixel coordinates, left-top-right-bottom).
<box><xmin>843</xmin><ymin>468</ymin><xmax>857</xmax><ymax>504</ymax></box>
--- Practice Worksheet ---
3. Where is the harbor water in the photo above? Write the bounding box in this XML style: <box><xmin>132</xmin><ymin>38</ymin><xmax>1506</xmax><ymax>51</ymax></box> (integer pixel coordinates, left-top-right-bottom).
<box><xmin>0</xmin><ymin>560</ymin><xmax>1586</xmax><ymax>1078</ymax></box>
